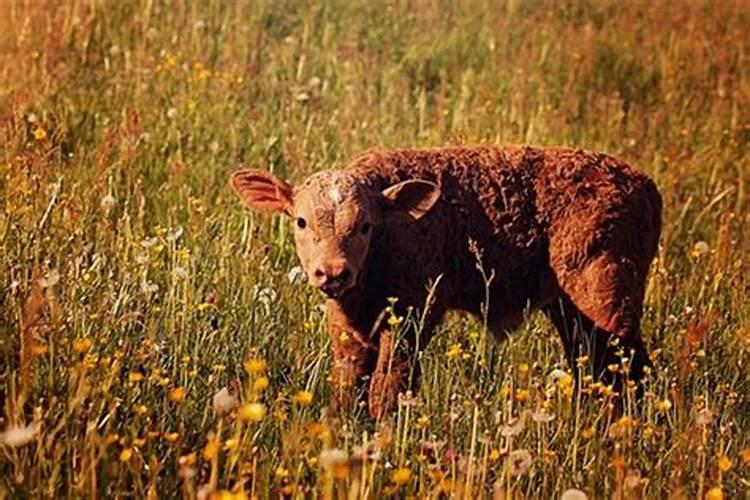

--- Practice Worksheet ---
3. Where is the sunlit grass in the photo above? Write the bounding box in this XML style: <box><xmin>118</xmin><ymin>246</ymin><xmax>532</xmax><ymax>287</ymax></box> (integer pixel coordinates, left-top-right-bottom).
<box><xmin>1</xmin><ymin>0</ymin><xmax>748</xmax><ymax>497</ymax></box>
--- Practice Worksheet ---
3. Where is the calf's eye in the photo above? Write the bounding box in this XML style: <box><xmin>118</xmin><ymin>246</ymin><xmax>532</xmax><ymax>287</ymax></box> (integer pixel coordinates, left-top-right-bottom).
<box><xmin>360</xmin><ymin>222</ymin><xmax>371</xmax><ymax>234</ymax></box>
<box><xmin>296</xmin><ymin>218</ymin><xmax>307</xmax><ymax>229</ymax></box>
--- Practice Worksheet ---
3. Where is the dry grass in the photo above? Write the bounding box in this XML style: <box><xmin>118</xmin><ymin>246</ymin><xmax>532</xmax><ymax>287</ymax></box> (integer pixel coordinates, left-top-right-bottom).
<box><xmin>1</xmin><ymin>0</ymin><xmax>748</xmax><ymax>497</ymax></box>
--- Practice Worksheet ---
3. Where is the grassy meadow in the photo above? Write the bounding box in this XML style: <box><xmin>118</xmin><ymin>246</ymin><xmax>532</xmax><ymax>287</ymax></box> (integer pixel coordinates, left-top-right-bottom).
<box><xmin>1</xmin><ymin>0</ymin><xmax>748</xmax><ymax>497</ymax></box>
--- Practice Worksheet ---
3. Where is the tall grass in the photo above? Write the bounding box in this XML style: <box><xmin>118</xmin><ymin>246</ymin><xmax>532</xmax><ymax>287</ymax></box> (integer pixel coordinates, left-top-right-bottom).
<box><xmin>1</xmin><ymin>0</ymin><xmax>748</xmax><ymax>497</ymax></box>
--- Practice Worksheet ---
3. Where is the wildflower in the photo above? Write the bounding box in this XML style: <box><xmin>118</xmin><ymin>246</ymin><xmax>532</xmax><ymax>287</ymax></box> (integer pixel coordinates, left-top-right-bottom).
<box><xmin>72</xmin><ymin>338</ymin><xmax>92</xmax><ymax>353</ymax></box>
<box><xmin>561</xmin><ymin>488</ymin><xmax>589</xmax><ymax>500</ymax></box>
<box><xmin>0</xmin><ymin>424</ymin><xmax>37</xmax><ymax>447</ymax></box>
<box><xmin>391</xmin><ymin>467</ymin><xmax>412</xmax><ymax>486</ymax></box>
<box><xmin>100</xmin><ymin>194</ymin><xmax>116</xmax><ymax>213</ymax></box>
<box><xmin>692</xmin><ymin>241</ymin><xmax>710</xmax><ymax>258</ymax></box>
<box><xmin>132</xmin><ymin>437</ymin><xmax>146</xmax><ymax>447</ymax></box>
<box><xmin>287</xmin><ymin>265</ymin><xmax>306</xmax><ymax>285</ymax></box>
<box><xmin>575</xmin><ymin>355</ymin><xmax>589</xmax><ymax>367</ymax></box>
<box><xmin>489</xmin><ymin>449</ymin><xmax>501</xmax><ymax>462</ymax></box>
<box><xmin>169</xmin><ymin>387</ymin><xmax>186</xmax><ymax>403</ymax></box>
<box><xmin>740</xmin><ymin>448</ymin><xmax>750</xmax><ymax>465</ymax></box>
<box><xmin>518</xmin><ymin>363</ymin><xmax>530</xmax><ymax>375</ymax></box>
<box><xmin>39</xmin><ymin>269</ymin><xmax>60</xmax><ymax>288</ymax></box>
<box><xmin>166</xmin><ymin>107</ymin><xmax>178</xmax><ymax>119</ymax></box>
<box><xmin>501</xmin><ymin>413</ymin><xmax>527</xmax><ymax>437</ymax></box>
<box><xmin>213</xmin><ymin>387</ymin><xmax>238</xmax><ymax>416</ymax></box>
<box><xmin>609</xmin><ymin>416</ymin><xmax>637</xmax><ymax>438</ymax></box>
<box><xmin>274</xmin><ymin>466</ymin><xmax>289</xmax><ymax>479</ymax></box>
<box><xmin>203</xmin><ymin>437</ymin><xmax>219</xmax><ymax>460</ymax></box>
<box><xmin>237</xmin><ymin>403</ymin><xmax>266</xmax><ymax>422</ymax></box>
<box><xmin>655</xmin><ymin>399</ymin><xmax>672</xmax><ymax>412</ymax></box>
<box><xmin>173</xmin><ymin>266</ymin><xmax>188</xmax><ymax>280</ymax></box>
<box><xmin>320</xmin><ymin>448</ymin><xmax>349</xmax><ymax>479</ymax></box>
<box><xmin>717</xmin><ymin>454</ymin><xmax>732</xmax><ymax>472</ymax></box>
<box><xmin>119</xmin><ymin>448</ymin><xmax>133</xmax><ymax>462</ymax></box>
<box><xmin>252</xmin><ymin>377</ymin><xmax>270</xmax><ymax>394</ymax></box>
<box><xmin>308</xmin><ymin>76</ymin><xmax>322</xmax><ymax>88</ymax></box>
<box><xmin>507</xmin><ymin>449</ymin><xmax>533</xmax><ymax>477</ymax></box>
<box><xmin>514</xmin><ymin>389</ymin><xmax>531</xmax><ymax>402</ymax></box>
<box><xmin>706</xmin><ymin>487</ymin><xmax>724</xmax><ymax>500</ymax></box>
<box><xmin>531</xmin><ymin>408</ymin><xmax>555</xmax><ymax>423</ymax></box>
<box><xmin>581</xmin><ymin>425</ymin><xmax>596</xmax><ymax>439</ymax></box>
<box><xmin>244</xmin><ymin>358</ymin><xmax>267</xmax><ymax>374</ymax></box>
<box><xmin>180</xmin><ymin>453</ymin><xmax>197</xmax><ymax>466</ymax></box>
<box><xmin>293</xmin><ymin>390</ymin><xmax>313</xmax><ymax>406</ymax></box>
<box><xmin>163</xmin><ymin>432</ymin><xmax>180</xmax><ymax>443</ymax></box>
<box><xmin>446</xmin><ymin>343</ymin><xmax>463</xmax><ymax>360</ymax></box>
<box><xmin>33</xmin><ymin>126</ymin><xmax>47</xmax><ymax>140</ymax></box>
<box><xmin>134</xmin><ymin>405</ymin><xmax>148</xmax><ymax>415</ymax></box>
<box><xmin>696</xmin><ymin>408</ymin><xmax>714</xmax><ymax>426</ymax></box>
<box><xmin>224</xmin><ymin>438</ymin><xmax>238</xmax><ymax>451</ymax></box>
<box><xmin>128</xmin><ymin>371</ymin><xmax>145</xmax><ymax>383</ymax></box>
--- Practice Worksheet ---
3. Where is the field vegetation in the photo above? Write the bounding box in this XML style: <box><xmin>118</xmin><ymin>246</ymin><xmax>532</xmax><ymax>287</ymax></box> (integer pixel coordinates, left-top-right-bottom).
<box><xmin>1</xmin><ymin>0</ymin><xmax>748</xmax><ymax>497</ymax></box>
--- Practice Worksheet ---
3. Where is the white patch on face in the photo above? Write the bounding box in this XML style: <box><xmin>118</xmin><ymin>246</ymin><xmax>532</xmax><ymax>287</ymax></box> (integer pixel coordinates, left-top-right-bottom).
<box><xmin>328</xmin><ymin>186</ymin><xmax>343</xmax><ymax>205</ymax></box>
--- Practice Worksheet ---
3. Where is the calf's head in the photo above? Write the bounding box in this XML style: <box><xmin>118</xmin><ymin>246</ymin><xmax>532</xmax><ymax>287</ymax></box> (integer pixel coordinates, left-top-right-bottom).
<box><xmin>231</xmin><ymin>169</ymin><xmax>440</xmax><ymax>298</ymax></box>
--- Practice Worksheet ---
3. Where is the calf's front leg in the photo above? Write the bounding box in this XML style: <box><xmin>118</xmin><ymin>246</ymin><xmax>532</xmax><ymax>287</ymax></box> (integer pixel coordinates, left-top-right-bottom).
<box><xmin>368</xmin><ymin>330</ymin><xmax>417</xmax><ymax>420</ymax></box>
<box><xmin>329</xmin><ymin>323</ymin><xmax>377</xmax><ymax>415</ymax></box>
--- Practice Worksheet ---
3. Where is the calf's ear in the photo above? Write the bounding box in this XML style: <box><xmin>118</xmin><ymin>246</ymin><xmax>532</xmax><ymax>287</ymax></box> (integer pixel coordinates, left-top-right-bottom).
<box><xmin>379</xmin><ymin>180</ymin><xmax>440</xmax><ymax>221</ymax></box>
<box><xmin>230</xmin><ymin>169</ymin><xmax>293</xmax><ymax>215</ymax></box>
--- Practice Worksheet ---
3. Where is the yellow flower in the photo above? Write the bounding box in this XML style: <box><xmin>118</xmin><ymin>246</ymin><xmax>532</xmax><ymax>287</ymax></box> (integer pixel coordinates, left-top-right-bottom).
<box><xmin>134</xmin><ymin>404</ymin><xmax>148</xmax><ymax>415</ymax></box>
<box><xmin>252</xmin><ymin>376</ymin><xmax>269</xmax><ymax>393</ymax></box>
<box><xmin>128</xmin><ymin>372</ymin><xmax>144</xmax><ymax>383</ymax></box>
<box><xmin>293</xmin><ymin>390</ymin><xmax>314</xmax><ymax>406</ymax></box>
<box><xmin>581</xmin><ymin>425</ymin><xmax>596</xmax><ymax>439</ymax></box>
<box><xmin>244</xmin><ymin>358</ymin><xmax>267</xmax><ymax>374</ymax></box>
<box><xmin>133</xmin><ymin>438</ymin><xmax>146</xmax><ymax>447</ymax></box>
<box><xmin>119</xmin><ymin>448</ymin><xmax>133</xmax><ymax>462</ymax></box>
<box><xmin>33</xmin><ymin>127</ymin><xmax>47</xmax><ymax>140</ymax></box>
<box><xmin>274</xmin><ymin>466</ymin><xmax>289</xmax><ymax>479</ymax></box>
<box><xmin>30</xmin><ymin>343</ymin><xmax>48</xmax><ymax>356</ymax></box>
<box><xmin>518</xmin><ymin>363</ymin><xmax>530</xmax><ymax>375</ymax></box>
<box><xmin>163</xmin><ymin>432</ymin><xmax>180</xmax><ymax>443</ymax></box>
<box><xmin>739</xmin><ymin>447</ymin><xmax>750</xmax><ymax>465</ymax></box>
<box><xmin>224</xmin><ymin>438</ymin><xmax>238</xmax><ymax>451</ymax></box>
<box><xmin>515</xmin><ymin>389</ymin><xmax>531</xmax><ymax>402</ymax></box>
<box><xmin>706</xmin><ymin>487</ymin><xmax>724</xmax><ymax>500</ymax></box>
<box><xmin>72</xmin><ymin>338</ymin><xmax>92</xmax><ymax>353</ymax></box>
<box><xmin>717</xmin><ymin>454</ymin><xmax>732</xmax><ymax>472</ymax></box>
<box><xmin>179</xmin><ymin>453</ymin><xmax>197</xmax><ymax>466</ymax></box>
<box><xmin>237</xmin><ymin>403</ymin><xmax>266</xmax><ymax>422</ymax></box>
<box><xmin>656</xmin><ymin>399</ymin><xmax>672</xmax><ymax>412</ymax></box>
<box><xmin>391</xmin><ymin>467</ymin><xmax>411</xmax><ymax>486</ymax></box>
<box><xmin>489</xmin><ymin>449</ymin><xmax>501</xmax><ymax>462</ymax></box>
<box><xmin>446</xmin><ymin>343</ymin><xmax>463</xmax><ymax>360</ymax></box>
<box><xmin>169</xmin><ymin>387</ymin><xmax>186</xmax><ymax>403</ymax></box>
<box><xmin>203</xmin><ymin>438</ymin><xmax>219</xmax><ymax>460</ymax></box>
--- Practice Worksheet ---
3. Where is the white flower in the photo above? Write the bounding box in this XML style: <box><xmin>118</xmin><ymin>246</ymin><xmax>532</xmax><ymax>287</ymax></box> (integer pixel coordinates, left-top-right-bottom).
<box><xmin>166</xmin><ymin>107</ymin><xmax>178</xmax><ymax>119</ymax></box>
<box><xmin>40</xmin><ymin>269</ymin><xmax>60</xmax><ymax>288</ymax></box>
<box><xmin>209</xmin><ymin>140</ymin><xmax>220</xmax><ymax>154</ymax></box>
<box><xmin>561</xmin><ymin>489</ymin><xmax>588</xmax><ymax>500</ymax></box>
<box><xmin>319</xmin><ymin>448</ymin><xmax>348</xmax><ymax>468</ymax></box>
<box><xmin>507</xmin><ymin>449</ymin><xmax>532</xmax><ymax>477</ymax></box>
<box><xmin>287</xmin><ymin>265</ymin><xmax>306</xmax><ymax>285</ymax></box>
<box><xmin>0</xmin><ymin>424</ymin><xmax>37</xmax><ymax>447</ymax></box>
<box><xmin>254</xmin><ymin>286</ymin><xmax>278</xmax><ymax>307</ymax></box>
<box><xmin>173</xmin><ymin>267</ymin><xmax>188</xmax><ymax>280</ymax></box>
<box><xmin>531</xmin><ymin>408</ymin><xmax>555</xmax><ymax>423</ymax></box>
<box><xmin>166</xmin><ymin>226</ymin><xmax>183</xmax><ymax>242</ymax></box>
<box><xmin>27</xmin><ymin>113</ymin><xmax>38</xmax><ymax>124</ymax></box>
<box><xmin>547</xmin><ymin>368</ymin><xmax>570</xmax><ymax>384</ymax></box>
<box><xmin>696</xmin><ymin>408</ymin><xmax>714</xmax><ymax>426</ymax></box>
<box><xmin>500</xmin><ymin>412</ymin><xmax>527</xmax><ymax>437</ymax></box>
<box><xmin>100</xmin><ymin>193</ymin><xmax>116</xmax><ymax>213</ymax></box>
<box><xmin>212</xmin><ymin>387</ymin><xmax>237</xmax><ymax>416</ymax></box>
<box><xmin>295</xmin><ymin>92</ymin><xmax>310</xmax><ymax>102</ymax></box>
<box><xmin>140</xmin><ymin>237</ymin><xmax>158</xmax><ymax>248</ymax></box>
<box><xmin>308</xmin><ymin>76</ymin><xmax>322</xmax><ymax>88</ymax></box>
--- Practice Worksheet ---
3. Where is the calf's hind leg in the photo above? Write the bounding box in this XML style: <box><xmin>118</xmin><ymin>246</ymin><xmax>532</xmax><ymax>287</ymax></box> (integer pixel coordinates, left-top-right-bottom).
<box><xmin>548</xmin><ymin>251</ymin><xmax>653</xmax><ymax>394</ymax></box>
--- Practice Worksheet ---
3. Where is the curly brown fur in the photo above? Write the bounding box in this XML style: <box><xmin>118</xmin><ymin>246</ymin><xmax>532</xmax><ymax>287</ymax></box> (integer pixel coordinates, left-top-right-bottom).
<box><xmin>231</xmin><ymin>145</ymin><xmax>662</xmax><ymax>418</ymax></box>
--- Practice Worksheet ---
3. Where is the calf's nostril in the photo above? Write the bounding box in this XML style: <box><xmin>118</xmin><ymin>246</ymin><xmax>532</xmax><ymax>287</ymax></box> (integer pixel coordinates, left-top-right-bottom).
<box><xmin>314</xmin><ymin>268</ymin><xmax>326</xmax><ymax>280</ymax></box>
<box><xmin>338</xmin><ymin>269</ymin><xmax>351</xmax><ymax>283</ymax></box>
